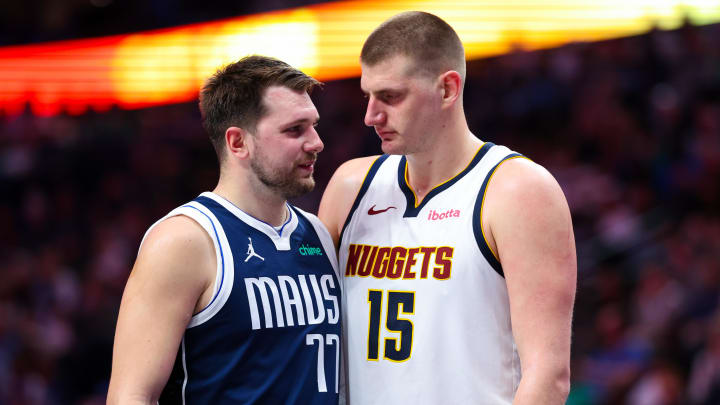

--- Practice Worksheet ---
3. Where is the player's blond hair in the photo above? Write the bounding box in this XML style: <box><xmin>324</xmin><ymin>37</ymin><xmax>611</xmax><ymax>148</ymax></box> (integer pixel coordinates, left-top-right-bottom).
<box><xmin>361</xmin><ymin>11</ymin><xmax>466</xmax><ymax>81</ymax></box>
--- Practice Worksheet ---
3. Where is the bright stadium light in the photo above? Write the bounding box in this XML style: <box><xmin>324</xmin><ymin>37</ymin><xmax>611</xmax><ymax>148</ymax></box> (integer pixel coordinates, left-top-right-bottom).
<box><xmin>1</xmin><ymin>0</ymin><xmax>719</xmax><ymax>117</ymax></box>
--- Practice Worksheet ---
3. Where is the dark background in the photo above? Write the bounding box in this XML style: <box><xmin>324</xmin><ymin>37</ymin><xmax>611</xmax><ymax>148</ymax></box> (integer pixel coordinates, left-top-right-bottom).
<box><xmin>1</xmin><ymin>1</ymin><xmax>719</xmax><ymax>404</ymax></box>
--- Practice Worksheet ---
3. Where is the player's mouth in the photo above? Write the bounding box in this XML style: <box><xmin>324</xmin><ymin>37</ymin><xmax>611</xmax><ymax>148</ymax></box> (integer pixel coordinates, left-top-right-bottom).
<box><xmin>297</xmin><ymin>160</ymin><xmax>316</xmax><ymax>174</ymax></box>
<box><xmin>376</xmin><ymin>129</ymin><xmax>396</xmax><ymax>140</ymax></box>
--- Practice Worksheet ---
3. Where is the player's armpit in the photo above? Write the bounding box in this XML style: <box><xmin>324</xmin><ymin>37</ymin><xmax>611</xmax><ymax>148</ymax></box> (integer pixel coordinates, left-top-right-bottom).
<box><xmin>107</xmin><ymin>216</ymin><xmax>216</xmax><ymax>405</ymax></box>
<box><xmin>319</xmin><ymin>156</ymin><xmax>379</xmax><ymax>247</ymax></box>
<box><xmin>482</xmin><ymin>158</ymin><xmax>577</xmax><ymax>405</ymax></box>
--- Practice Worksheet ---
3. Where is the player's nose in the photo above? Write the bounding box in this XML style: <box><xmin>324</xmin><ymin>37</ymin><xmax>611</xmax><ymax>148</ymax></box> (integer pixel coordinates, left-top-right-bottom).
<box><xmin>304</xmin><ymin>125</ymin><xmax>324</xmax><ymax>154</ymax></box>
<box><xmin>364</xmin><ymin>97</ymin><xmax>385</xmax><ymax>127</ymax></box>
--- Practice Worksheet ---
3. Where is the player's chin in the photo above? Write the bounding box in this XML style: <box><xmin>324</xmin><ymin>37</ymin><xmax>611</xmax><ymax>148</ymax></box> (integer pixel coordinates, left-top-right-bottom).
<box><xmin>300</xmin><ymin>176</ymin><xmax>315</xmax><ymax>187</ymax></box>
<box><xmin>283</xmin><ymin>178</ymin><xmax>315</xmax><ymax>199</ymax></box>
<box><xmin>380</xmin><ymin>140</ymin><xmax>404</xmax><ymax>155</ymax></box>
<box><xmin>293</xmin><ymin>173</ymin><xmax>315</xmax><ymax>188</ymax></box>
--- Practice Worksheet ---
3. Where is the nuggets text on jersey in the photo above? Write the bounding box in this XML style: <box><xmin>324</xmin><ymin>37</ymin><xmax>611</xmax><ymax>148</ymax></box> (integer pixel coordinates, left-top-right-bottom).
<box><xmin>345</xmin><ymin>244</ymin><xmax>453</xmax><ymax>280</ymax></box>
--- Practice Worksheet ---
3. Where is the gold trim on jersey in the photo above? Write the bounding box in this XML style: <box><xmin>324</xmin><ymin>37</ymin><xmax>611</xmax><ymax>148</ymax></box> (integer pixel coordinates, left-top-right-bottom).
<box><xmin>479</xmin><ymin>155</ymin><xmax>530</xmax><ymax>261</ymax></box>
<box><xmin>404</xmin><ymin>143</ymin><xmax>486</xmax><ymax>208</ymax></box>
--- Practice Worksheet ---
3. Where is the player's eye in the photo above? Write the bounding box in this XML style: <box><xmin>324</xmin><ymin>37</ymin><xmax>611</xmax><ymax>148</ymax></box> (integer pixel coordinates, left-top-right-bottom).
<box><xmin>381</xmin><ymin>92</ymin><xmax>401</xmax><ymax>104</ymax></box>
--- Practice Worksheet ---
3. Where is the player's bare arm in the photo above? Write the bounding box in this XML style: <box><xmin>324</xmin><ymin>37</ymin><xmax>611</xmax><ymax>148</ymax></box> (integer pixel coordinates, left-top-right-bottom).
<box><xmin>318</xmin><ymin>156</ymin><xmax>379</xmax><ymax>247</ymax></box>
<box><xmin>107</xmin><ymin>216</ymin><xmax>216</xmax><ymax>404</ymax></box>
<box><xmin>482</xmin><ymin>158</ymin><xmax>577</xmax><ymax>405</ymax></box>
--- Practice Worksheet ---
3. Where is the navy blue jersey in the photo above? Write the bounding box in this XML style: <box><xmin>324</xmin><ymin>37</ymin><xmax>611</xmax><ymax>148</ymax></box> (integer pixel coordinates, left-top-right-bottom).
<box><xmin>148</xmin><ymin>192</ymin><xmax>341</xmax><ymax>404</ymax></box>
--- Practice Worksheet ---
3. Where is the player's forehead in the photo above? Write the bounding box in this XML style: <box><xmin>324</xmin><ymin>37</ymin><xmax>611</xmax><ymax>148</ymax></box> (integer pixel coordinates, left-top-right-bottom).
<box><xmin>260</xmin><ymin>85</ymin><xmax>318</xmax><ymax>125</ymax></box>
<box><xmin>360</xmin><ymin>55</ymin><xmax>417</xmax><ymax>94</ymax></box>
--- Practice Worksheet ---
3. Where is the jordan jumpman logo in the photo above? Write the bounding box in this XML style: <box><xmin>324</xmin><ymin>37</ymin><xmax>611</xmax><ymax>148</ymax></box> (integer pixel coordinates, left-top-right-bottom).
<box><xmin>245</xmin><ymin>237</ymin><xmax>265</xmax><ymax>262</ymax></box>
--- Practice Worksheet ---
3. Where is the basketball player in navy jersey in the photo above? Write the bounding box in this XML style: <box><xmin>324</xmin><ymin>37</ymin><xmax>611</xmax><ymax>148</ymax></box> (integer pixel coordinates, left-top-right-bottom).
<box><xmin>108</xmin><ymin>56</ymin><xmax>341</xmax><ymax>404</ymax></box>
<box><xmin>319</xmin><ymin>12</ymin><xmax>576</xmax><ymax>405</ymax></box>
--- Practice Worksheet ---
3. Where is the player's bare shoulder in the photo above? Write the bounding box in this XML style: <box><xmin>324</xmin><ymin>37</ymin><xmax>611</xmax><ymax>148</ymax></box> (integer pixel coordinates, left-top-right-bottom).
<box><xmin>329</xmin><ymin>155</ymin><xmax>381</xmax><ymax>191</ymax></box>
<box><xmin>481</xmin><ymin>157</ymin><xmax>572</xmax><ymax>258</ymax></box>
<box><xmin>319</xmin><ymin>155</ymin><xmax>381</xmax><ymax>246</ymax></box>
<box><xmin>139</xmin><ymin>215</ymin><xmax>214</xmax><ymax>268</ymax></box>
<box><xmin>132</xmin><ymin>215</ymin><xmax>216</xmax><ymax>309</ymax></box>
<box><xmin>488</xmin><ymin>157</ymin><xmax>564</xmax><ymax>201</ymax></box>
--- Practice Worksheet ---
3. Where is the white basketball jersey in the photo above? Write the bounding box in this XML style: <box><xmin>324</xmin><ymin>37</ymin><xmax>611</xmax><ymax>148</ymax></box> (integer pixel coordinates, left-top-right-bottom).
<box><xmin>339</xmin><ymin>142</ymin><xmax>523</xmax><ymax>404</ymax></box>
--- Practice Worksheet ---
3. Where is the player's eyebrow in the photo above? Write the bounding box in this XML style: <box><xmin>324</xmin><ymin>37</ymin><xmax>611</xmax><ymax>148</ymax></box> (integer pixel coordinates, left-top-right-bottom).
<box><xmin>280</xmin><ymin>116</ymin><xmax>320</xmax><ymax>128</ymax></box>
<box><xmin>361</xmin><ymin>84</ymin><xmax>406</xmax><ymax>97</ymax></box>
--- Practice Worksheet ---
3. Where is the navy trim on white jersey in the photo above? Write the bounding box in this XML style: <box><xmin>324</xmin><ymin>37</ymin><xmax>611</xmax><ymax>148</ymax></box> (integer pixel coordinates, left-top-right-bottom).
<box><xmin>339</xmin><ymin>155</ymin><xmax>390</xmax><ymax>245</ymax></box>
<box><xmin>399</xmin><ymin>142</ymin><xmax>494</xmax><ymax>217</ymax></box>
<box><xmin>472</xmin><ymin>152</ymin><xmax>523</xmax><ymax>278</ymax></box>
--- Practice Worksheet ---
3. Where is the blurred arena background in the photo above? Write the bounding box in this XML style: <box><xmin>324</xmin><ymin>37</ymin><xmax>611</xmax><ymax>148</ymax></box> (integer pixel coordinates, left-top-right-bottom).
<box><xmin>1</xmin><ymin>1</ymin><xmax>719</xmax><ymax>404</ymax></box>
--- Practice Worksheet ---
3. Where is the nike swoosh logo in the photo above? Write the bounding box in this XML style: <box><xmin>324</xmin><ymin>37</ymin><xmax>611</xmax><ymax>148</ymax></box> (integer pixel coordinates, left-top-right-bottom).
<box><xmin>368</xmin><ymin>205</ymin><xmax>397</xmax><ymax>215</ymax></box>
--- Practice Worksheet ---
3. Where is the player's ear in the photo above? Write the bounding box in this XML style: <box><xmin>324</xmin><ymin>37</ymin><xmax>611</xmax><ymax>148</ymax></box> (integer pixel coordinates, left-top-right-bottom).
<box><xmin>225</xmin><ymin>126</ymin><xmax>250</xmax><ymax>160</ymax></box>
<box><xmin>439</xmin><ymin>70</ymin><xmax>462</xmax><ymax>108</ymax></box>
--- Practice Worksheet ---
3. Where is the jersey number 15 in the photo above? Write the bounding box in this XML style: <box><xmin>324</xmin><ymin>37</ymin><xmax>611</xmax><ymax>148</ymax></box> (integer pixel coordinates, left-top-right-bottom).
<box><xmin>367</xmin><ymin>290</ymin><xmax>415</xmax><ymax>362</ymax></box>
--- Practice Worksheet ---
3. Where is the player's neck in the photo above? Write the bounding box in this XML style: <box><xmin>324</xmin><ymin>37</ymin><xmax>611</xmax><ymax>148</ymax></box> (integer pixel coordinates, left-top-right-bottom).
<box><xmin>213</xmin><ymin>172</ymin><xmax>288</xmax><ymax>227</ymax></box>
<box><xmin>405</xmin><ymin>129</ymin><xmax>482</xmax><ymax>201</ymax></box>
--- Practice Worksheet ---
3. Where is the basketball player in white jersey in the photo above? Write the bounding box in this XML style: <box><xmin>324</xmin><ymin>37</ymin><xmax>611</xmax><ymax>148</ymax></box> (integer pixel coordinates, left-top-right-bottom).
<box><xmin>319</xmin><ymin>12</ymin><xmax>576</xmax><ymax>405</ymax></box>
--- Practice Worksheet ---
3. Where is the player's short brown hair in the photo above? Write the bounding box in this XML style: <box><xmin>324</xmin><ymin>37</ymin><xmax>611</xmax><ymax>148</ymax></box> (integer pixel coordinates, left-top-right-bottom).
<box><xmin>361</xmin><ymin>11</ymin><xmax>466</xmax><ymax>81</ymax></box>
<box><xmin>199</xmin><ymin>55</ymin><xmax>321</xmax><ymax>162</ymax></box>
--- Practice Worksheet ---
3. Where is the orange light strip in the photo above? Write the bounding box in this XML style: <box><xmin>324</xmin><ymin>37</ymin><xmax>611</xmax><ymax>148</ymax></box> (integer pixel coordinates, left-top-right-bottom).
<box><xmin>1</xmin><ymin>0</ymin><xmax>719</xmax><ymax>117</ymax></box>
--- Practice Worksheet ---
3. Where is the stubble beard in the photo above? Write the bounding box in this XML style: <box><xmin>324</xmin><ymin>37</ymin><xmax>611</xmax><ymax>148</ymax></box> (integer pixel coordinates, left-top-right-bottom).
<box><xmin>250</xmin><ymin>152</ymin><xmax>316</xmax><ymax>199</ymax></box>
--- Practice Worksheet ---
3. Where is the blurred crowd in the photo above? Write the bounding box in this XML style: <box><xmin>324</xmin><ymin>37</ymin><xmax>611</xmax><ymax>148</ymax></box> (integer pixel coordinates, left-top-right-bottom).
<box><xmin>1</xmin><ymin>19</ymin><xmax>719</xmax><ymax>405</ymax></box>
